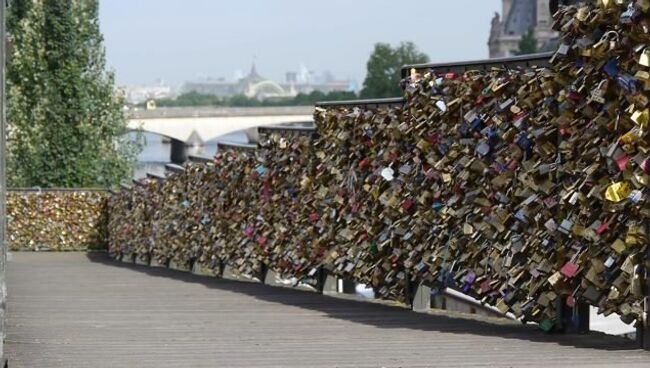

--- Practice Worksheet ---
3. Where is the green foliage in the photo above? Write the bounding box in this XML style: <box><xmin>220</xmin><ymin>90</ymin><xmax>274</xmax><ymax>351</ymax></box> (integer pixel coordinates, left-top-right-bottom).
<box><xmin>7</xmin><ymin>0</ymin><xmax>31</xmax><ymax>31</ymax></box>
<box><xmin>287</xmin><ymin>90</ymin><xmax>356</xmax><ymax>106</ymax></box>
<box><xmin>228</xmin><ymin>94</ymin><xmax>264</xmax><ymax>107</ymax></box>
<box><xmin>360</xmin><ymin>42</ymin><xmax>429</xmax><ymax>99</ymax></box>
<box><xmin>156</xmin><ymin>91</ymin><xmax>221</xmax><ymax>107</ymax></box>
<box><xmin>7</xmin><ymin>0</ymin><xmax>141</xmax><ymax>188</ymax></box>
<box><xmin>516</xmin><ymin>28</ymin><xmax>538</xmax><ymax>55</ymax></box>
<box><xmin>150</xmin><ymin>90</ymin><xmax>358</xmax><ymax>108</ymax></box>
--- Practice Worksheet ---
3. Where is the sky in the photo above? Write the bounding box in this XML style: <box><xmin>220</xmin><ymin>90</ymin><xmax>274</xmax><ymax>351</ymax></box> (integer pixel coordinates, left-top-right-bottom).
<box><xmin>99</xmin><ymin>0</ymin><xmax>502</xmax><ymax>88</ymax></box>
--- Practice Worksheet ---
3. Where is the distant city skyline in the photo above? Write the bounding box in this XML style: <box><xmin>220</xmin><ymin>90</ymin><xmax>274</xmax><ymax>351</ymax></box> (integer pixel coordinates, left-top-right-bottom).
<box><xmin>120</xmin><ymin>62</ymin><xmax>354</xmax><ymax>104</ymax></box>
<box><xmin>99</xmin><ymin>0</ymin><xmax>501</xmax><ymax>87</ymax></box>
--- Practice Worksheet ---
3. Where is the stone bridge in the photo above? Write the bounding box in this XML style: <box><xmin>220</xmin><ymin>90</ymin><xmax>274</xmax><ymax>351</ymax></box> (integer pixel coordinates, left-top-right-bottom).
<box><xmin>127</xmin><ymin>106</ymin><xmax>313</xmax><ymax>143</ymax></box>
<box><xmin>127</xmin><ymin>106</ymin><xmax>313</xmax><ymax>163</ymax></box>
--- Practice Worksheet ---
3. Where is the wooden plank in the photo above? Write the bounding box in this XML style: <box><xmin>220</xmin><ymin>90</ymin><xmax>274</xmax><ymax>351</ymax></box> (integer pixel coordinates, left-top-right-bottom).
<box><xmin>6</xmin><ymin>253</ymin><xmax>650</xmax><ymax>368</ymax></box>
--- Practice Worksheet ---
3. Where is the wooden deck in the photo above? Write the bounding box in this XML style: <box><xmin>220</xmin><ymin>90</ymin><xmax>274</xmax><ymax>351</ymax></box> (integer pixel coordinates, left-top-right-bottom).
<box><xmin>6</xmin><ymin>252</ymin><xmax>650</xmax><ymax>368</ymax></box>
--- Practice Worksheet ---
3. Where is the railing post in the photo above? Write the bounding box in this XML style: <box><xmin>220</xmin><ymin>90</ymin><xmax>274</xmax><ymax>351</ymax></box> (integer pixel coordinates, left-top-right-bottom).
<box><xmin>638</xmin><ymin>221</ymin><xmax>650</xmax><ymax>349</ymax></box>
<box><xmin>135</xmin><ymin>253</ymin><xmax>150</xmax><ymax>266</ymax></box>
<box><xmin>339</xmin><ymin>278</ymin><xmax>356</xmax><ymax>294</ymax></box>
<box><xmin>315</xmin><ymin>267</ymin><xmax>337</xmax><ymax>294</ymax></box>
<box><xmin>636</xmin><ymin>296</ymin><xmax>650</xmax><ymax>350</ymax></box>
<box><xmin>404</xmin><ymin>273</ymin><xmax>413</xmax><ymax>307</ymax></box>
<box><xmin>555</xmin><ymin>296</ymin><xmax>589</xmax><ymax>334</ymax></box>
<box><xmin>315</xmin><ymin>267</ymin><xmax>326</xmax><ymax>293</ymax></box>
<box><xmin>170</xmin><ymin>138</ymin><xmax>188</xmax><ymax>164</ymax></box>
<box><xmin>565</xmin><ymin>301</ymin><xmax>590</xmax><ymax>334</ymax></box>
<box><xmin>121</xmin><ymin>252</ymin><xmax>134</xmax><ymax>264</ymax></box>
<box><xmin>574</xmin><ymin>302</ymin><xmax>590</xmax><ymax>334</ymax></box>
<box><xmin>404</xmin><ymin>272</ymin><xmax>431</xmax><ymax>312</ymax></box>
<box><xmin>217</xmin><ymin>260</ymin><xmax>226</xmax><ymax>278</ymax></box>
<box><xmin>258</xmin><ymin>263</ymin><xmax>269</xmax><ymax>284</ymax></box>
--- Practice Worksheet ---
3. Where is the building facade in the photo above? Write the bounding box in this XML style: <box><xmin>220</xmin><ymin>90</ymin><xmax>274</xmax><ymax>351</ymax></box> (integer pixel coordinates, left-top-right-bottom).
<box><xmin>489</xmin><ymin>0</ymin><xmax>556</xmax><ymax>58</ymax></box>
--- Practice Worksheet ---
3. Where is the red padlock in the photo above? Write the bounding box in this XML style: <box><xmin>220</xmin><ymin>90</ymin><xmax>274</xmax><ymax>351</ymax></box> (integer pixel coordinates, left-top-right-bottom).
<box><xmin>358</xmin><ymin>158</ymin><xmax>370</xmax><ymax>170</ymax></box>
<box><xmin>560</xmin><ymin>262</ymin><xmax>579</xmax><ymax>278</ymax></box>
<box><xmin>566</xmin><ymin>295</ymin><xmax>577</xmax><ymax>308</ymax></box>
<box><xmin>309</xmin><ymin>212</ymin><xmax>319</xmax><ymax>223</ymax></box>
<box><xmin>616</xmin><ymin>155</ymin><xmax>630</xmax><ymax>171</ymax></box>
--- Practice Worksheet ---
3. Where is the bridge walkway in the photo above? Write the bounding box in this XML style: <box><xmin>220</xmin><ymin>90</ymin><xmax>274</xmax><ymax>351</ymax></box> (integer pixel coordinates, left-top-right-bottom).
<box><xmin>6</xmin><ymin>253</ymin><xmax>650</xmax><ymax>368</ymax></box>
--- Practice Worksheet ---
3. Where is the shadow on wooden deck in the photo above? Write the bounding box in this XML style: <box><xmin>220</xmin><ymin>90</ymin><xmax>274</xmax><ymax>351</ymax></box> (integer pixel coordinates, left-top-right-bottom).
<box><xmin>86</xmin><ymin>253</ymin><xmax>639</xmax><ymax>352</ymax></box>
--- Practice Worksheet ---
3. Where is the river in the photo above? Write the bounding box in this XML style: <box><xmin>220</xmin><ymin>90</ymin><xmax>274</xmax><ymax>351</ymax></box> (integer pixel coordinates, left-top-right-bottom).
<box><xmin>133</xmin><ymin>132</ymin><xmax>248</xmax><ymax>179</ymax></box>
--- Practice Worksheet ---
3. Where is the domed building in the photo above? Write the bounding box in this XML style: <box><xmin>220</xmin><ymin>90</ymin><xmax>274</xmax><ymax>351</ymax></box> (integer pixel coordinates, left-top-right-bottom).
<box><xmin>240</xmin><ymin>64</ymin><xmax>291</xmax><ymax>100</ymax></box>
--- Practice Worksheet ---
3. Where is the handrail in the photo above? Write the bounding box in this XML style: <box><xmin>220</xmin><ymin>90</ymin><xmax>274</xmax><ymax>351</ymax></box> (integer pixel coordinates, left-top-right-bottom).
<box><xmin>128</xmin><ymin>106</ymin><xmax>314</xmax><ymax>120</ymax></box>
<box><xmin>132</xmin><ymin>179</ymin><xmax>147</xmax><ymax>187</ymax></box>
<box><xmin>146</xmin><ymin>173</ymin><xmax>166</xmax><ymax>181</ymax></box>
<box><xmin>315</xmin><ymin>97</ymin><xmax>405</xmax><ymax>109</ymax></box>
<box><xmin>258</xmin><ymin>125</ymin><xmax>316</xmax><ymax>135</ymax></box>
<box><xmin>165</xmin><ymin>163</ymin><xmax>186</xmax><ymax>174</ymax></box>
<box><xmin>188</xmin><ymin>155</ymin><xmax>213</xmax><ymax>164</ymax></box>
<box><xmin>217</xmin><ymin>141</ymin><xmax>257</xmax><ymax>152</ymax></box>
<box><xmin>8</xmin><ymin>188</ymin><xmax>109</xmax><ymax>192</ymax></box>
<box><xmin>401</xmin><ymin>52</ymin><xmax>553</xmax><ymax>78</ymax></box>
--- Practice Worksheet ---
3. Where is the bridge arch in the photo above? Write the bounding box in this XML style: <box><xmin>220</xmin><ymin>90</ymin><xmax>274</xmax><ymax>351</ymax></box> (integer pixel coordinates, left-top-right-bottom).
<box><xmin>247</xmin><ymin>80</ymin><xmax>286</xmax><ymax>99</ymax></box>
<box><xmin>128</xmin><ymin>114</ymin><xmax>313</xmax><ymax>144</ymax></box>
<box><xmin>127</xmin><ymin>106</ymin><xmax>313</xmax><ymax>146</ymax></box>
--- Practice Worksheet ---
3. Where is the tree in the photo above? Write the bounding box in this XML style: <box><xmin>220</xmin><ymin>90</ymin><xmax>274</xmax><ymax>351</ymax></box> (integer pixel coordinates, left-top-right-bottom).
<box><xmin>7</xmin><ymin>0</ymin><xmax>141</xmax><ymax>188</ymax></box>
<box><xmin>7</xmin><ymin>0</ymin><xmax>31</xmax><ymax>31</ymax></box>
<box><xmin>227</xmin><ymin>94</ymin><xmax>262</xmax><ymax>107</ymax></box>
<box><xmin>149</xmin><ymin>90</ymin><xmax>359</xmax><ymax>108</ymax></box>
<box><xmin>360</xmin><ymin>42</ymin><xmax>429</xmax><ymax>99</ymax></box>
<box><xmin>517</xmin><ymin>28</ymin><xmax>538</xmax><ymax>55</ymax></box>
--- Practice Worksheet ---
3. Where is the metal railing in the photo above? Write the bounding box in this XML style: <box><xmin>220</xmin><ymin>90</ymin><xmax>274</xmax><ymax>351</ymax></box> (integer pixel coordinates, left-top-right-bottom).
<box><xmin>216</xmin><ymin>141</ymin><xmax>257</xmax><ymax>152</ymax></box>
<box><xmin>401</xmin><ymin>52</ymin><xmax>553</xmax><ymax>78</ymax></box>
<box><xmin>164</xmin><ymin>164</ymin><xmax>186</xmax><ymax>174</ymax></box>
<box><xmin>114</xmin><ymin>48</ymin><xmax>646</xmax><ymax>346</ymax></box>
<box><xmin>258</xmin><ymin>125</ymin><xmax>317</xmax><ymax>135</ymax></box>
<box><xmin>120</xmin><ymin>123</ymin><xmax>501</xmax><ymax>320</ymax></box>
<box><xmin>188</xmin><ymin>155</ymin><xmax>213</xmax><ymax>164</ymax></box>
<box><xmin>7</xmin><ymin>188</ymin><xmax>109</xmax><ymax>192</ymax></box>
<box><xmin>314</xmin><ymin>54</ymin><xmax>554</xmax><ymax>110</ymax></box>
<box><xmin>315</xmin><ymin>97</ymin><xmax>405</xmax><ymax>109</ymax></box>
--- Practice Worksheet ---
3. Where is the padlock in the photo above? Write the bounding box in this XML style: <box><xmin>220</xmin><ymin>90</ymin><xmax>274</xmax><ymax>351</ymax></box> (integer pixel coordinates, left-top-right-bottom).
<box><xmin>638</xmin><ymin>47</ymin><xmax>650</xmax><ymax>67</ymax></box>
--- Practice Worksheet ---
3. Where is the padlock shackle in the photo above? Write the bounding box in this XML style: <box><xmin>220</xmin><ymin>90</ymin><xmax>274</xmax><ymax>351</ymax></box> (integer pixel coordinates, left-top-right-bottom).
<box><xmin>601</xmin><ymin>30</ymin><xmax>620</xmax><ymax>41</ymax></box>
